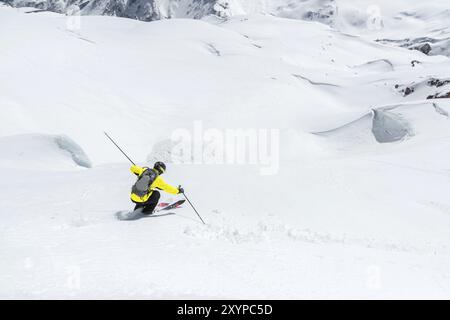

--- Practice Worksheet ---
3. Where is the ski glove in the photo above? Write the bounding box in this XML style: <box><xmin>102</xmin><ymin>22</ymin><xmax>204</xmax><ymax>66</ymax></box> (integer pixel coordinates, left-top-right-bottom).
<box><xmin>178</xmin><ymin>186</ymin><xmax>184</xmax><ymax>194</ymax></box>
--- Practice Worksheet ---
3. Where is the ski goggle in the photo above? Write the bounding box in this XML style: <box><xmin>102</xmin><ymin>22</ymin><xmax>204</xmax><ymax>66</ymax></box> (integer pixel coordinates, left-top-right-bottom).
<box><xmin>156</xmin><ymin>165</ymin><xmax>165</xmax><ymax>173</ymax></box>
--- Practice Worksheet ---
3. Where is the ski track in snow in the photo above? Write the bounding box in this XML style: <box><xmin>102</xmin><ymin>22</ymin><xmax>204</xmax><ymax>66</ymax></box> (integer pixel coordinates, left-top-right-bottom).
<box><xmin>184</xmin><ymin>215</ymin><xmax>450</xmax><ymax>255</ymax></box>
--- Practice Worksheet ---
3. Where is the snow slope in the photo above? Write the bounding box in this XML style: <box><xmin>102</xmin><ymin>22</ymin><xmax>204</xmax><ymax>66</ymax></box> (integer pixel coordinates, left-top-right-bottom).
<box><xmin>1</xmin><ymin>3</ymin><xmax>450</xmax><ymax>298</ymax></box>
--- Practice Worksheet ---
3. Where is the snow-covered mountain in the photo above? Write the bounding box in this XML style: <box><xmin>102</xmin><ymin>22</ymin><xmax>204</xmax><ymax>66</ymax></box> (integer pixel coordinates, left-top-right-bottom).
<box><xmin>1</xmin><ymin>1</ymin><xmax>450</xmax><ymax>298</ymax></box>
<box><xmin>1</xmin><ymin>0</ymin><xmax>337</xmax><ymax>23</ymax></box>
<box><xmin>5</xmin><ymin>0</ymin><xmax>449</xmax><ymax>57</ymax></box>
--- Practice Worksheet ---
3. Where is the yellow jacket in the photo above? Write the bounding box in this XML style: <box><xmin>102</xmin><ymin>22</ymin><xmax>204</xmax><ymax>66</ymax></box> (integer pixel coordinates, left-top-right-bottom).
<box><xmin>130</xmin><ymin>165</ymin><xmax>179</xmax><ymax>203</ymax></box>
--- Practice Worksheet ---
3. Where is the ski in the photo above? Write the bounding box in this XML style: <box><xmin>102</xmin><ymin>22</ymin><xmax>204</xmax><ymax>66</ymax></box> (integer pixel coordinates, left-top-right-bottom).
<box><xmin>156</xmin><ymin>199</ymin><xmax>186</xmax><ymax>212</ymax></box>
<box><xmin>156</xmin><ymin>202</ymin><xmax>169</xmax><ymax>209</ymax></box>
<box><xmin>116</xmin><ymin>210</ymin><xmax>176</xmax><ymax>221</ymax></box>
<box><xmin>116</xmin><ymin>200</ymin><xmax>185</xmax><ymax>221</ymax></box>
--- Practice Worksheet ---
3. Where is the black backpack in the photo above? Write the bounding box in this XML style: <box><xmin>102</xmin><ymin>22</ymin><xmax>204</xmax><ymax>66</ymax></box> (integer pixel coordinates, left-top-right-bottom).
<box><xmin>131</xmin><ymin>168</ymin><xmax>158</xmax><ymax>197</ymax></box>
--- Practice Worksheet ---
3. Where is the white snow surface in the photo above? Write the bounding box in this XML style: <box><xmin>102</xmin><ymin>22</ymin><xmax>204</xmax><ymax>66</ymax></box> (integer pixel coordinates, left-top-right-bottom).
<box><xmin>1</xmin><ymin>2</ymin><xmax>450</xmax><ymax>298</ymax></box>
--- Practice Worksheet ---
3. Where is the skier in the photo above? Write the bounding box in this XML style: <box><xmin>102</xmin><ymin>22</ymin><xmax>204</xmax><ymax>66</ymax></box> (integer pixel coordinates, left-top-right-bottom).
<box><xmin>130</xmin><ymin>161</ymin><xmax>184</xmax><ymax>215</ymax></box>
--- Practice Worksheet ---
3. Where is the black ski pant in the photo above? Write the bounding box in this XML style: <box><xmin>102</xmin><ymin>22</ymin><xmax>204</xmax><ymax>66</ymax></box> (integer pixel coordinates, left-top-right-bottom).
<box><xmin>133</xmin><ymin>191</ymin><xmax>160</xmax><ymax>214</ymax></box>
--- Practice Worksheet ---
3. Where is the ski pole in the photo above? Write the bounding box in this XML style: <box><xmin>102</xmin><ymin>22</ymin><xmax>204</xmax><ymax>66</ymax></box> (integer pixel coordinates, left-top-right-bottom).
<box><xmin>182</xmin><ymin>192</ymin><xmax>205</xmax><ymax>225</ymax></box>
<box><xmin>104</xmin><ymin>132</ymin><xmax>136</xmax><ymax>166</ymax></box>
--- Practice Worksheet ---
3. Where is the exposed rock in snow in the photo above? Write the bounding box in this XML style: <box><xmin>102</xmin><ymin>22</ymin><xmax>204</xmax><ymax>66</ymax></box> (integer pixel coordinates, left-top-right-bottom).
<box><xmin>394</xmin><ymin>84</ymin><xmax>415</xmax><ymax>97</ymax></box>
<box><xmin>377</xmin><ymin>37</ymin><xmax>450</xmax><ymax>57</ymax></box>
<box><xmin>427</xmin><ymin>91</ymin><xmax>450</xmax><ymax>100</ymax></box>
<box><xmin>395</xmin><ymin>78</ymin><xmax>450</xmax><ymax>100</ymax></box>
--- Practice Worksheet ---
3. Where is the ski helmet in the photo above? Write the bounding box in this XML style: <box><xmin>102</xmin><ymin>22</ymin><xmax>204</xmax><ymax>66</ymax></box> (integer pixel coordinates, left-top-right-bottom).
<box><xmin>154</xmin><ymin>161</ymin><xmax>166</xmax><ymax>174</ymax></box>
